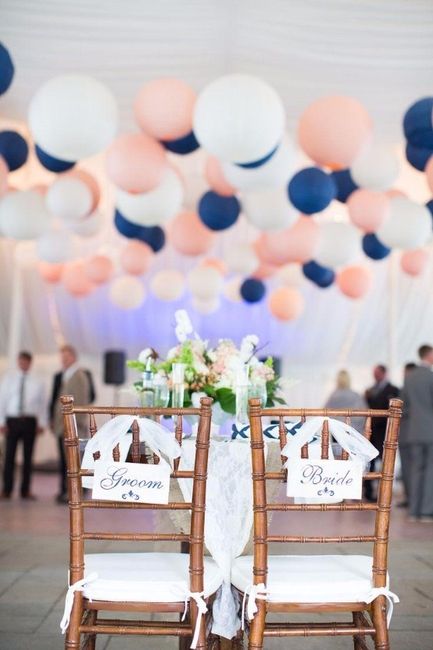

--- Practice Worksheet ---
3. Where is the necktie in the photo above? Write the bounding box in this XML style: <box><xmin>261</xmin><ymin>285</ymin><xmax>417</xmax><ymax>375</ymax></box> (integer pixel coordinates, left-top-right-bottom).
<box><xmin>18</xmin><ymin>374</ymin><xmax>26</xmax><ymax>415</ymax></box>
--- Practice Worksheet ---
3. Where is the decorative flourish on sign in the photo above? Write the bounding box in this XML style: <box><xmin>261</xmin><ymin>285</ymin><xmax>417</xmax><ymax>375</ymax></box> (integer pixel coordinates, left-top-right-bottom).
<box><xmin>122</xmin><ymin>490</ymin><xmax>140</xmax><ymax>501</ymax></box>
<box><xmin>317</xmin><ymin>486</ymin><xmax>335</xmax><ymax>497</ymax></box>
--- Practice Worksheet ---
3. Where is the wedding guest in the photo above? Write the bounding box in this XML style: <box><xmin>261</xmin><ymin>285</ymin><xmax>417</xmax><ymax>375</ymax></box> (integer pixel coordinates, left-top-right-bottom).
<box><xmin>324</xmin><ymin>370</ymin><xmax>367</xmax><ymax>432</ymax></box>
<box><xmin>50</xmin><ymin>345</ymin><xmax>91</xmax><ymax>504</ymax></box>
<box><xmin>398</xmin><ymin>362</ymin><xmax>417</xmax><ymax>508</ymax></box>
<box><xmin>0</xmin><ymin>351</ymin><xmax>46</xmax><ymax>499</ymax></box>
<box><xmin>401</xmin><ymin>345</ymin><xmax>433</xmax><ymax>522</ymax></box>
<box><xmin>364</xmin><ymin>364</ymin><xmax>400</xmax><ymax>501</ymax></box>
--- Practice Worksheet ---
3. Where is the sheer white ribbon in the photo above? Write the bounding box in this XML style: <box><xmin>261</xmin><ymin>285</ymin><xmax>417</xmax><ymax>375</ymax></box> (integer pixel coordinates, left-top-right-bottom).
<box><xmin>179</xmin><ymin>590</ymin><xmax>208</xmax><ymax>649</ymax></box>
<box><xmin>81</xmin><ymin>415</ymin><xmax>181</xmax><ymax>488</ymax></box>
<box><xmin>60</xmin><ymin>572</ymin><xmax>98</xmax><ymax>634</ymax></box>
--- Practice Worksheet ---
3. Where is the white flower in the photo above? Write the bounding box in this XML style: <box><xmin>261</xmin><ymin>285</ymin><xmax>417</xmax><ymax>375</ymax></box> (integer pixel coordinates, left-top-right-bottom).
<box><xmin>240</xmin><ymin>334</ymin><xmax>259</xmax><ymax>363</ymax></box>
<box><xmin>175</xmin><ymin>309</ymin><xmax>193</xmax><ymax>342</ymax></box>
<box><xmin>167</xmin><ymin>346</ymin><xmax>179</xmax><ymax>360</ymax></box>
<box><xmin>138</xmin><ymin>348</ymin><xmax>153</xmax><ymax>364</ymax></box>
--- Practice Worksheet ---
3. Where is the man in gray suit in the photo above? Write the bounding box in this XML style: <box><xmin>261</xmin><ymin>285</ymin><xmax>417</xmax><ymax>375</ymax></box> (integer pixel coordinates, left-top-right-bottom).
<box><xmin>50</xmin><ymin>345</ymin><xmax>91</xmax><ymax>503</ymax></box>
<box><xmin>401</xmin><ymin>345</ymin><xmax>433</xmax><ymax>522</ymax></box>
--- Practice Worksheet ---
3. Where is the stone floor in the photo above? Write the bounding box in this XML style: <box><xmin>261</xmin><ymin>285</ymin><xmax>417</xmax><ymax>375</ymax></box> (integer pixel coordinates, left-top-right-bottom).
<box><xmin>1</xmin><ymin>473</ymin><xmax>433</xmax><ymax>649</ymax></box>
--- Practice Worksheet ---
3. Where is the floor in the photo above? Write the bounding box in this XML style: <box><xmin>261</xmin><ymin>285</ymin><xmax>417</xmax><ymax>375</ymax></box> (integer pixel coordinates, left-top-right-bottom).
<box><xmin>1</xmin><ymin>473</ymin><xmax>433</xmax><ymax>650</ymax></box>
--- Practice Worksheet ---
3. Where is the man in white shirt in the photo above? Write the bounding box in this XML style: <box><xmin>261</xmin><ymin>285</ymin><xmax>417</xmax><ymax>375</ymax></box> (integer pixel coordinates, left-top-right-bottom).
<box><xmin>0</xmin><ymin>351</ymin><xmax>46</xmax><ymax>499</ymax></box>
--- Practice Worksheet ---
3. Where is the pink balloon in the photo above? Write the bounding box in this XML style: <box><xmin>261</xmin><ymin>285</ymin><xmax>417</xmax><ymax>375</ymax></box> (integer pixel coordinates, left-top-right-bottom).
<box><xmin>170</xmin><ymin>210</ymin><xmax>216</xmax><ymax>256</ymax></box>
<box><xmin>347</xmin><ymin>189</ymin><xmax>390</xmax><ymax>233</ymax></box>
<box><xmin>32</xmin><ymin>184</ymin><xmax>48</xmax><ymax>196</ymax></box>
<box><xmin>255</xmin><ymin>216</ymin><xmax>319</xmax><ymax>265</ymax></box>
<box><xmin>400</xmin><ymin>249</ymin><xmax>429</xmax><ymax>276</ymax></box>
<box><xmin>252</xmin><ymin>262</ymin><xmax>279</xmax><ymax>280</ymax></box>
<box><xmin>298</xmin><ymin>95</ymin><xmax>373</xmax><ymax>168</ymax></box>
<box><xmin>426</xmin><ymin>156</ymin><xmax>433</xmax><ymax>194</ymax></box>
<box><xmin>200</xmin><ymin>257</ymin><xmax>227</xmax><ymax>276</ymax></box>
<box><xmin>337</xmin><ymin>266</ymin><xmax>372</xmax><ymax>299</ymax></box>
<box><xmin>268</xmin><ymin>286</ymin><xmax>305</xmax><ymax>321</ymax></box>
<box><xmin>38</xmin><ymin>261</ymin><xmax>64</xmax><ymax>283</ymax></box>
<box><xmin>69</xmin><ymin>169</ymin><xmax>100</xmax><ymax>212</ymax></box>
<box><xmin>119</xmin><ymin>241</ymin><xmax>153</xmax><ymax>275</ymax></box>
<box><xmin>386</xmin><ymin>188</ymin><xmax>406</xmax><ymax>199</ymax></box>
<box><xmin>84</xmin><ymin>255</ymin><xmax>114</xmax><ymax>284</ymax></box>
<box><xmin>0</xmin><ymin>156</ymin><xmax>8</xmax><ymax>196</ymax></box>
<box><xmin>204</xmin><ymin>156</ymin><xmax>236</xmax><ymax>197</ymax></box>
<box><xmin>62</xmin><ymin>261</ymin><xmax>95</xmax><ymax>297</ymax></box>
<box><xmin>106</xmin><ymin>133</ymin><xmax>167</xmax><ymax>193</ymax></box>
<box><xmin>134</xmin><ymin>78</ymin><xmax>196</xmax><ymax>141</ymax></box>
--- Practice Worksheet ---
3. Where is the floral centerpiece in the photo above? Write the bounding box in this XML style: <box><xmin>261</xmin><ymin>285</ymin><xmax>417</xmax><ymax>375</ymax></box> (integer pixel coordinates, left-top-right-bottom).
<box><xmin>127</xmin><ymin>310</ymin><xmax>284</xmax><ymax>417</ymax></box>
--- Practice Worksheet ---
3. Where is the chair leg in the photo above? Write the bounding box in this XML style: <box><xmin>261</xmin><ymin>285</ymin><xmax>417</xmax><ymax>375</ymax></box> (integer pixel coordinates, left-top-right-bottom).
<box><xmin>190</xmin><ymin>599</ymin><xmax>207</xmax><ymax>650</ymax></box>
<box><xmin>64</xmin><ymin>594</ymin><xmax>82</xmax><ymax>650</ymax></box>
<box><xmin>83</xmin><ymin>610</ymin><xmax>97</xmax><ymax>650</ymax></box>
<box><xmin>247</xmin><ymin>599</ymin><xmax>265</xmax><ymax>650</ymax></box>
<box><xmin>352</xmin><ymin>612</ymin><xmax>369</xmax><ymax>650</ymax></box>
<box><xmin>372</xmin><ymin>596</ymin><xmax>390</xmax><ymax>650</ymax></box>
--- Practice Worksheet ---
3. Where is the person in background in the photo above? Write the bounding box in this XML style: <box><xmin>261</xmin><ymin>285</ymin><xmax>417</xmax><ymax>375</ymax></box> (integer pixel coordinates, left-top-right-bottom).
<box><xmin>398</xmin><ymin>362</ymin><xmax>417</xmax><ymax>508</ymax></box>
<box><xmin>0</xmin><ymin>351</ymin><xmax>46</xmax><ymax>499</ymax></box>
<box><xmin>364</xmin><ymin>364</ymin><xmax>400</xmax><ymax>501</ymax></box>
<box><xmin>50</xmin><ymin>345</ymin><xmax>91</xmax><ymax>504</ymax></box>
<box><xmin>401</xmin><ymin>345</ymin><xmax>433</xmax><ymax>522</ymax></box>
<box><xmin>324</xmin><ymin>369</ymin><xmax>367</xmax><ymax>432</ymax></box>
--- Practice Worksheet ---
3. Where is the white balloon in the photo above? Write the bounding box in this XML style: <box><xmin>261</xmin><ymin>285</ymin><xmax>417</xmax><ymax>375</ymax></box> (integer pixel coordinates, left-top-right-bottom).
<box><xmin>223</xmin><ymin>275</ymin><xmax>242</xmax><ymax>302</ymax></box>
<box><xmin>188</xmin><ymin>266</ymin><xmax>223</xmax><ymax>300</ymax></box>
<box><xmin>68</xmin><ymin>210</ymin><xmax>104</xmax><ymax>237</ymax></box>
<box><xmin>351</xmin><ymin>144</ymin><xmax>399</xmax><ymax>191</ymax></box>
<box><xmin>192</xmin><ymin>296</ymin><xmax>220</xmax><ymax>315</ymax></box>
<box><xmin>222</xmin><ymin>137</ymin><xmax>296</xmax><ymax>191</ymax></box>
<box><xmin>110</xmin><ymin>276</ymin><xmax>146</xmax><ymax>309</ymax></box>
<box><xmin>150</xmin><ymin>270</ymin><xmax>185</xmax><ymax>301</ymax></box>
<box><xmin>315</xmin><ymin>222</ymin><xmax>361</xmax><ymax>268</ymax></box>
<box><xmin>193</xmin><ymin>74</ymin><xmax>285</xmax><ymax>163</ymax></box>
<box><xmin>116</xmin><ymin>169</ymin><xmax>184</xmax><ymax>226</ymax></box>
<box><xmin>276</xmin><ymin>264</ymin><xmax>304</xmax><ymax>287</ymax></box>
<box><xmin>37</xmin><ymin>229</ymin><xmax>75</xmax><ymax>263</ymax></box>
<box><xmin>242</xmin><ymin>186</ymin><xmax>298</xmax><ymax>231</ymax></box>
<box><xmin>376</xmin><ymin>197</ymin><xmax>431</xmax><ymax>250</ymax></box>
<box><xmin>28</xmin><ymin>74</ymin><xmax>118</xmax><ymax>160</ymax></box>
<box><xmin>0</xmin><ymin>191</ymin><xmax>51</xmax><ymax>240</ymax></box>
<box><xmin>224</xmin><ymin>243</ymin><xmax>259</xmax><ymax>275</ymax></box>
<box><xmin>46</xmin><ymin>177</ymin><xmax>93</xmax><ymax>221</ymax></box>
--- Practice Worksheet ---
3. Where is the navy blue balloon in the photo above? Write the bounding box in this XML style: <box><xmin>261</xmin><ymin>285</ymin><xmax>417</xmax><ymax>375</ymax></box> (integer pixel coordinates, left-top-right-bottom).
<box><xmin>162</xmin><ymin>131</ymin><xmax>199</xmax><ymax>155</ymax></box>
<box><xmin>403</xmin><ymin>97</ymin><xmax>433</xmax><ymax>150</ymax></box>
<box><xmin>240</xmin><ymin>278</ymin><xmax>266</xmax><ymax>303</ymax></box>
<box><xmin>35</xmin><ymin>144</ymin><xmax>75</xmax><ymax>173</ymax></box>
<box><xmin>362</xmin><ymin>234</ymin><xmax>390</xmax><ymax>260</ymax></box>
<box><xmin>331</xmin><ymin>169</ymin><xmax>358</xmax><ymax>202</ymax></box>
<box><xmin>198</xmin><ymin>191</ymin><xmax>240</xmax><ymax>231</ymax></box>
<box><xmin>137</xmin><ymin>225</ymin><xmax>165</xmax><ymax>252</ymax></box>
<box><xmin>405</xmin><ymin>142</ymin><xmax>432</xmax><ymax>172</ymax></box>
<box><xmin>114</xmin><ymin>210</ymin><xmax>144</xmax><ymax>239</ymax></box>
<box><xmin>288</xmin><ymin>167</ymin><xmax>337</xmax><ymax>214</ymax></box>
<box><xmin>426</xmin><ymin>199</ymin><xmax>433</xmax><ymax>219</ymax></box>
<box><xmin>0</xmin><ymin>130</ymin><xmax>28</xmax><ymax>171</ymax></box>
<box><xmin>0</xmin><ymin>43</ymin><xmax>14</xmax><ymax>95</ymax></box>
<box><xmin>235</xmin><ymin>143</ymin><xmax>279</xmax><ymax>169</ymax></box>
<box><xmin>302</xmin><ymin>261</ymin><xmax>335</xmax><ymax>288</ymax></box>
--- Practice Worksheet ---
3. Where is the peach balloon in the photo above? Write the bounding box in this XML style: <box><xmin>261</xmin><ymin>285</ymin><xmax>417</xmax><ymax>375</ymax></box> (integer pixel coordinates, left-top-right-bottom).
<box><xmin>170</xmin><ymin>210</ymin><xmax>216</xmax><ymax>256</ymax></box>
<box><xmin>106</xmin><ymin>133</ymin><xmax>167</xmax><ymax>193</ymax></box>
<box><xmin>32</xmin><ymin>184</ymin><xmax>48</xmax><ymax>196</ymax></box>
<box><xmin>386</xmin><ymin>188</ymin><xmax>406</xmax><ymax>199</ymax></box>
<box><xmin>200</xmin><ymin>257</ymin><xmax>227</xmax><ymax>276</ymax></box>
<box><xmin>38</xmin><ymin>261</ymin><xmax>64</xmax><ymax>283</ymax></box>
<box><xmin>298</xmin><ymin>95</ymin><xmax>373</xmax><ymax>168</ymax></box>
<box><xmin>255</xmin><ymin>216</ymin><xmax>319</xmax><ymax>266</ymax></box>
<box><xmin>134</xmin><ymin>78</ymin><xmax>196</xmax><ymax>141</ymax></box>
<box><xmin>268</xmin><ymin>286</ymin><xmax>305</xmax><ymax>321</ymax></box>
<box><xmin>426</xmin><ymin>156</ymin><xmax>433</xmax><ymax>194</ymax></box>
<box><xmin>204</xmin><ymin>156</ymin><xmax>236</xmax><ymax>197</ymax></box>
<box><xmin>120</xmin><ymin>240</ymin><xmax>153</xmax><ymax>275</ymax></box>
<box><xmin>400</xmin><ymin>249</ymin><xmax>429</xmax><ymax>276</ymax></box>
<box><xmin>336</xmin><ymin>266</ymin><xmax>372</xmax><ymax>299</ymax></box>
<box><xmin>62</xmin><ymin>261</ymin><xmax>95</xmax><ymax>297</ymax></box>
<box><xmin>252</xmin><ymin>262</ymin><xmax>279</xmax><ymax>280</ymax></box>
<box><xmin>347</xmin><ymin>189</ymin><xmax>390</xmax><ymax>233</ymax></box>
<box><xmin>84</xmin><ymin>255</ymin><xmax>114</xmax><ymax>284</ymax></box>
<box><xmin>0</xmin><ymin>157</ymin><xmax>8</xmax><ymax>196</ymax></box>
<box><xmin>69</xmin><ymin>169</ymin><xmax>100</xmax><ymax>211</ymax></box>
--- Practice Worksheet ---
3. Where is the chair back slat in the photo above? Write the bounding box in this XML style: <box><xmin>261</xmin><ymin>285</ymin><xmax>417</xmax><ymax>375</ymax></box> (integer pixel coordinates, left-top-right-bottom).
<box><xmin>364</xmin><ymin>415</ymin><xmax>372</xmax><ymax>441</ymax></box>
<box><xmin>131</xmin><ymin>419</ymin><xmax>140</xmax><ymax>463</ymax></box>
<box><xmin>321</xmin><ymin>419</ymin><xmax>329</xmax><ymax>459</ymax></box>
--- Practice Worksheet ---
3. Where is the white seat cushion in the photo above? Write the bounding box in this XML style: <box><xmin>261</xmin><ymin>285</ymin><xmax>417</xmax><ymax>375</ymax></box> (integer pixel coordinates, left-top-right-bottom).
<box><xmin>83</xmin><ymin>552</ymin><xmax>223</xmax><ymax>603</ymax></box>
<box><xmin>231</xmin><ymin>555</ymin><xmax>388</xmax><ymax>603</ymax></box>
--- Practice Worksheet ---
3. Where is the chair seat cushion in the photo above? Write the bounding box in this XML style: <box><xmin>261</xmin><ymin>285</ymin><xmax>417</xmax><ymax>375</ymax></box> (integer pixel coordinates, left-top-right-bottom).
<box><xmin>83</xmin><ymin>552</ymin><xmax>223</xmax><ymax>603</ymax></box>
<box><xmin>231</xmin><ymin>555</ymin><xmax>388</xmax><ymax>603</ymax></box>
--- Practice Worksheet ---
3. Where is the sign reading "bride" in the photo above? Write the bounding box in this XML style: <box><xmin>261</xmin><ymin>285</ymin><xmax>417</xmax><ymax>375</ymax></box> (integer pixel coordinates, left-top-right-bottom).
<box><xmin>286</xmin><ymin>459</ymin><xmax>363</xmax><ymax>500</ymax></box>
<box><xmin>92</xmin><ymin>461</ymin><xmax>170</xmax><ymax>504</ymax></box>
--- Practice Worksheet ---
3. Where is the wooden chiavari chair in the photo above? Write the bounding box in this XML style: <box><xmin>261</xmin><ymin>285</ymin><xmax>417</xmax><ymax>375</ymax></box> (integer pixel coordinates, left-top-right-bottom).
<box><xmin>231</xmin><ymin>398</ymin><xmax>402</xmax><ymax>650</ymax></box>
<box><xmin>59</xmin><ymin>395</ymin><xmax>223</xmax><ymax>650</ymax></box>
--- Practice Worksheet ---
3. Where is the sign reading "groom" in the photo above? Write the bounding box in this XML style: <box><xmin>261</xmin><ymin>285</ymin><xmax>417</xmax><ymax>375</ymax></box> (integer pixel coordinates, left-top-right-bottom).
<box><xmin>286</xmin><ymin>459</ymin><xmax>363</xmax><ymax>500</ymax></box>
<box><xmin>92</xmin><ymin>461</ymin><xmax>170</xmax><ymax>504</ymax></box>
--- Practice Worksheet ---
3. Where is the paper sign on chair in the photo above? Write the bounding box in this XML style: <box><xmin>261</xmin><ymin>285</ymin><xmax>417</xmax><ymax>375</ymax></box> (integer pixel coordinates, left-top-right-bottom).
<box><xmin>286</xmin><ymin>458</ymin><xmax>363</xmax><ymax>500</ymax></box>
<box><xmin>92</xmin><ymin>460</ymin><xmax>171</xmax><ymax>504</ymax></box>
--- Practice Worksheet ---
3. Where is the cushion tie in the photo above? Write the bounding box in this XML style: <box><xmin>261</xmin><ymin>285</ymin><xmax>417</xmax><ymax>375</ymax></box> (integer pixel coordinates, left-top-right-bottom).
<box><xmin>60</xmin><ymin>573</ymin><xmax>98</xmax><ymax>634</ymax></box>
<box><xmin>365</xmin><ymin>587</ymin><xmax>400</xmax><ymax>627</ymax></box>
<box><xmin>180</xmin><ymin>591</ymin><xmax>207</xmax><ymax>649</ymax></box>
<box><xmin>241</xmin><ymin>583</ymin><xmax>268</xmax><ymax>630</ymax></box>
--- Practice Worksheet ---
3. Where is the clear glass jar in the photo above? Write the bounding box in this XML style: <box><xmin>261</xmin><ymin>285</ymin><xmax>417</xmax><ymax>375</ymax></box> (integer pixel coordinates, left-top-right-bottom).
<box><xmin>248</xmin><ymin>378</ymin><xmax>267</xmax><ymax>408</ymax></box>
